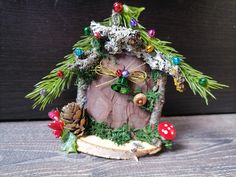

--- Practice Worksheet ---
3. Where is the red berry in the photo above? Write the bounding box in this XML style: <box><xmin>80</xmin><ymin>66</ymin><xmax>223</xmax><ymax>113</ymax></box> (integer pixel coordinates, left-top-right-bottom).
<box><xmin>48</xmin><ymin>111</ymin><xmax>55</xmax><ymax>119</ymax></box>
<box><xmin>48</xmin><ymin>110</ymin><xmax>60</xmax><ymax>121</ymax></box>
<box><xmin>158</xmin><ymin>122</ymin><xmax>176</xmax><ymax>140</ymax></box>
<box><xmin>116</xmin><ymin>69</ymin><xmax>122</xmax><ymax>77</ymax></box>
<box><xmin>94</xmin><ymin>32</ymin><xmax>101</xmax><ymax>39</ymax></box>
<box><xmin>57</xmin><ymin>70</ymin><xmax>63</xmax><ymax>78</ymax></box>
<box><xmin>48</xmin><ymin>121</ymin><xmax>64</xmax><ymax>130</ymax></box>
<box><xmin>113</xmin><ymin>2</ymin><xmax>123</xmax><ymax>13</ymax></box>
<box><xmin>52</xmin><ymin>129</ymin><xmax>62</xmax><ymax>138</ymax></box>
<box><xmin>53</xmin><ymin>110</ymin><xmax>60</xmax><ymax>120</ymax></box>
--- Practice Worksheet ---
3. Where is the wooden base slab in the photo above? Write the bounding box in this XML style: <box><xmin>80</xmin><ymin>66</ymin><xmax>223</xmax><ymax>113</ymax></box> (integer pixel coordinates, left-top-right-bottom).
<box><xmin>77</xmin><ymin>135</ymin><xmax>162</xmax><ymax>160</ymax></box>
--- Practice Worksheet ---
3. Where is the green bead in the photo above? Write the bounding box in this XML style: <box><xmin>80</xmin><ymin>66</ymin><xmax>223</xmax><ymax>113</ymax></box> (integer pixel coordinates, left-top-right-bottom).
<box><xmin>198</xmin><ymin>78</ymin><xmax>208</xmax><ymax>87</ymax></box>
<box><xmin>84</xmin><ymin>27</ymin><xmax>91</xmax><ymax>36</ymax></box>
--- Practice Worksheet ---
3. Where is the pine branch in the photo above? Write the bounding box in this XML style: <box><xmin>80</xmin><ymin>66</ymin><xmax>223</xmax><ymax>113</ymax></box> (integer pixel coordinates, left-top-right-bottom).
<box><xmin>121</xmin><ymin>4</ymin><xmax>228</xmax><ymax>104</ymax></box>
<box><xmin>26</xmin><ymin>15</ymin><xmax>110</xmax><ymax>110</ymax></box>
<box><xmin>26</xmin><ymin>36</ymin><xmax>93</xmax><ymax>110</ymax></box>
<box><xmin>180</xmin><ymin>63</ymin><xmax>228</xmax><ymax>104</ymax></box>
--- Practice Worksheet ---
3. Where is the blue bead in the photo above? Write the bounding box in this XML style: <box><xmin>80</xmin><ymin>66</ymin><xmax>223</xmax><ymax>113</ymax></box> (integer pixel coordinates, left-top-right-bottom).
<box><xmin>122</xmin><ymin>70</ymin><xmax>129</xmax><ymax>78</ymax></box>
<box><xmin>172</xmin><ymin>56</ymin><xmax>181</xmax><ymax>65</ymax></box>
<box><xmin>130</xmin><ymin>19</ymin><xmax>138</xmax><ymax>28</ymax></box>
<box><xmin>74</xmin><ymin>48</ymin><xmax>84</xmax><ymax>57</ymax></box>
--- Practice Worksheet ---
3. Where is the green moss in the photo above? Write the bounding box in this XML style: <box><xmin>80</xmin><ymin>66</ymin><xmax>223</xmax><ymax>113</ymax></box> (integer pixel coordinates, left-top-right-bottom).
<box><xmin>142</xmin><ymin>90</ymin><xmax>160</xmax><ymax>112</ymax></box>
<box><xmin>135</xmin><ymin>124</ymin><xmax>173</xmax><ymax>149</ymax></box>
<box><xmin>87</xmin><ymin>117</ymin><xmax>172</xmax><ymax>148</ymax></box>
<box><xmin>88</xmin><ymin>118</ymin><xmax>131</xmax><ymax>145</ymax></box>
<box><xmin>151</xmin><ymin>70</ymin><xmax>160</xmax><ymax>83</ymax></box>
<box><xmin>74</xmin><ymin>68</ymin><xmax>97</xmax><ymax>85</ymax></box>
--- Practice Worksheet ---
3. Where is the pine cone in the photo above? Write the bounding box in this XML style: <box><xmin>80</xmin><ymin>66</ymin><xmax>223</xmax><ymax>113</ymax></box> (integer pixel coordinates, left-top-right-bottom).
<box><xmin>60</xmin><ymin>102</ymin><xmax>87</xmax><ymax>138</ymax></box>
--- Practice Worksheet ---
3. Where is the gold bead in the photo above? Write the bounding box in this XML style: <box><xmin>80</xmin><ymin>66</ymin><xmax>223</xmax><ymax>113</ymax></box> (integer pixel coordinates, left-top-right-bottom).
<box><xmin>145</xmin><ymin>45</ymin><xmax>154</xmax><ymax>53</ymax></box>
<box><xmin>133</xmin><ymin>93</ymin><xmax>147</xmax><ymax>106</ymax></box>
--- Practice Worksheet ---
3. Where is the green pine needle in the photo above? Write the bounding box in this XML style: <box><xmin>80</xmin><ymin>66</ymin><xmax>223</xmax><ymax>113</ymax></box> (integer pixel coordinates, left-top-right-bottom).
<box><xmin>25</xmin><ymin>36</ymin><xmax>93</xmax><ymax>110</ymax></box>
<box><xmin>121</xmin><ymin>4</ymin><xmax>228</xmax><ymax>104</ymax></box>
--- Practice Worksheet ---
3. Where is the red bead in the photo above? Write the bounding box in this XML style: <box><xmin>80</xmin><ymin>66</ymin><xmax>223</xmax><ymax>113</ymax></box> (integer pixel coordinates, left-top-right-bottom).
<box><xmin>57</xmin><ymin>70</ymin><xmax>63</xmax><ymax>78</ymax></box>
<box><xmin>48</xmin><ymin>110</ymin><xmax>60</xmax><ymax>121</ymax></box>
<box><xmin>116</xmin><ymin>69</ymin><xmax>122</xmax><ymax>77</ymax></box>
<box><xmin>94</xmin><ymin>32</ymin><xmax>101</xmax><ymax>39</ymax></box>
<box><xmin>158</xmin><ymin>122</ymin><xmax>176</xmax><ymax>140</ymax></box>
<box><xmin>48</xmin><ymin>121</ymin><xmax>64</xmax><ymax>130</ymax></box>
<box><xmin>113</xmin><ymin>2</ymin><xmax>123</xmax><ymax>13</ymax></box>
<box><xmin>52</xmin><ymin>129</ymin><xmax>62</xmax><ymax>138</ymax></box>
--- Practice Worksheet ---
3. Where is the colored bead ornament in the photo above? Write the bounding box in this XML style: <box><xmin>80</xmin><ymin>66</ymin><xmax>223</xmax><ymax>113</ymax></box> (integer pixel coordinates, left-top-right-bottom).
<box><xmin>148</xmin><ymin>29</ymin><xmax>156</xmax><ymax>38</ymax></box>
<box><xmin>94</xmin><ymin>32</ymin><xmax>101</xmax><ymax>39</ymax></box>
<box><xmin>198</xmin><ymin>78</ymin><xmax>208</xmax><ymax>87</ymax></box>
<box><xmin>145</xmin><ymin>45</ymin><xmax>154</xmax><ymax>53</ymax></box>
<box><xmin>74</xmin><ymin>48</ymin><xmax>84</xmax><ymax>57</ymax></box>
<box><xmin>122</xmin><ymin>70</ymin><xmax>129</xmax><ymax>78</ymax></box>
<box><xmin>57</xmin><ymin>70</ymin><xmax>63</xmax><ymax>78</ymax></box>
<box><xmin>133</xmin><ymin>93</ymin><xmax>147</xmax><ymax>106</ymax></box>
<box><xmin>130</xmin><ymin>18</ymin><xmax>138</xmax><ymax>28</ymax></box>
<box><xmin>39</xmin><ymin>89</ymin><xmax>47</xmax><ymax>96</ymax></box>
<box><xmin>116</xmin><ymin>69</ymin><xmax>122</xmax><ymax>77</ymax></box>
<box><xmin>83</xmin><ymin>27</ymin><xmax>91</xmax><ymax>36</ymax></box>
<box><xmin>113</xmin><ymin>2</ymin><xmax>123</xmax><ymax>13</ymax></box>
<box><xmin>172</xmin><ymin>56</ymin><xmax>181</xmax><ymax>65</ymax></box>
<box><xmin>158</xmin><ymin>122</ymin><xmax>176</xmax><ymax>140</ymax></box>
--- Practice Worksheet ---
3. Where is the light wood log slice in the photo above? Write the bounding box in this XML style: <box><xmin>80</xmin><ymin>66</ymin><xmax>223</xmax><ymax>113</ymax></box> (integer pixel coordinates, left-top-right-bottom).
<box><xmin>86</xmin><ymin>54</ymin><xmax>154</xmax><ymax>129</ymax></box>
<box><xmin>77</xmin><ymin>135</ymin><xmax>161</xmax><ymax>160</ymax></box>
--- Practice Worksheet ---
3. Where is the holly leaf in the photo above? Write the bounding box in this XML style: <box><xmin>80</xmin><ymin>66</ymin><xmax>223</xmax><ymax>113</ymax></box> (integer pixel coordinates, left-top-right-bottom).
<box><xmin>60</xmin><ymin>128</ymin><xmax>70</xmax><ymax>143</ymax></box>
<box><xmin>61</xmin><ymin>131</ymin><xmax>78</xmax><ymax>153</ymax></box>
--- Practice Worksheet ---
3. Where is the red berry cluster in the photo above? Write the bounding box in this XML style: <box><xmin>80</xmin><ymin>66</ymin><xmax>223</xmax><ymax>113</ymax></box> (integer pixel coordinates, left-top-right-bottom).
<box><xmin>48</xmin><ymin>110</ymin><xmax>64</xmax><ymax>138</ymax></box>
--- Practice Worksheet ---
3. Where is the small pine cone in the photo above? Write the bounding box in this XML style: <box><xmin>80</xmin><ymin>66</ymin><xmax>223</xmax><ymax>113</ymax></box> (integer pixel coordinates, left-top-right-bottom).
<box><xmin>60</xmin><ymin>102</ymin><xmax>87</xmax><ymax>138</ymax></box>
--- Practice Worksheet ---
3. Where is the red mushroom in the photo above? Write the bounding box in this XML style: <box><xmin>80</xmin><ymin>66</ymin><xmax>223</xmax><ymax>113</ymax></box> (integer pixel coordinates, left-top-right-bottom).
<box><xmin>158</xmin><ymin>122</ymin><xmax>176</xmax><ymax>140</ymax></box>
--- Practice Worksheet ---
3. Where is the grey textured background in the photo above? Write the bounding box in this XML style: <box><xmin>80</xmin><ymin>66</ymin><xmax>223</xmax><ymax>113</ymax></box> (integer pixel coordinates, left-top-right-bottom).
<box><xmin>0</xmin><ymin>114</ymin><xmax>235</xmax><ymax>177</ymax></box>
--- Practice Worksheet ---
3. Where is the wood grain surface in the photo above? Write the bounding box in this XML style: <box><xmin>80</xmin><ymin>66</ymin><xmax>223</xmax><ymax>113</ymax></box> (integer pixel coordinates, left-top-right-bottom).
<box><xmin>0</xmin><ymin>0</ymin><xmax>236</xmax><ymax>120</ymax></box>
<box><xmin>0</xmin><ymin>114</ymin><xmax>235</xmax><ymax>177</ymax></box>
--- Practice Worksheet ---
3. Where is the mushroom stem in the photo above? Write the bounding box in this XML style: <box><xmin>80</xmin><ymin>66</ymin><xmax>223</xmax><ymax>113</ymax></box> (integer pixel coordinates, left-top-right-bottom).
<box><xmin>149</xmin><ymin>74</ymin><xmax>167</xmax><ymax>125</ymax></box>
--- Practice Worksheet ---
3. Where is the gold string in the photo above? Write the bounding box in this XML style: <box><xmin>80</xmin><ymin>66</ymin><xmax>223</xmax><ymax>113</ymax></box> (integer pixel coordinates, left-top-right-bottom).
<box><xmin>95</xmin><ymin>78</ymin><xmax>117</xmax><ymax>88</ymax></box>
<box><xmin>95</xmin><ymin>61</ymin><xmax>117</xmax><ymax>77</ymax></box>
<box><xmin>129</xmin><ymin>71</ymin><xmax>147</xmax><ymax>84</ymax></box>
<box><xmin>129</xmin><ymin>62</ymin><xmax>147</xmax><ymax>72</ymax></box>
<box><xmin>94</xmin><ymin>61</ymin><xmax>147</xmax><ymax>87</ymax></box>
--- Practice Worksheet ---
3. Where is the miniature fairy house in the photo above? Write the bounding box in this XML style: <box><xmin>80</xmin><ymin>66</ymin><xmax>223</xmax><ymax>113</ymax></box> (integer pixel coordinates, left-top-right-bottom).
<box><xmin>26</xmin><ymin>3</ymin><xmax>227</xmax><ymax>160</ymax></box>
